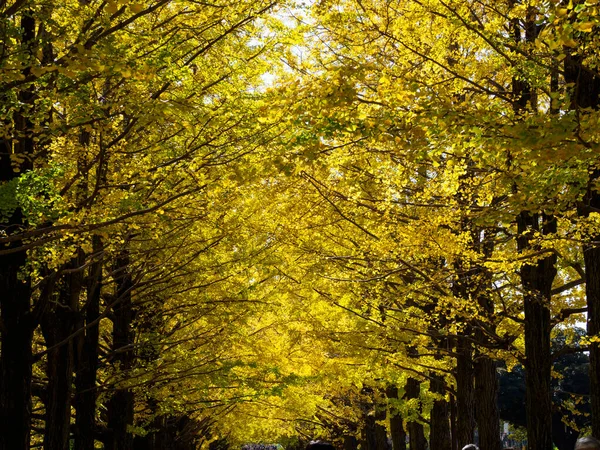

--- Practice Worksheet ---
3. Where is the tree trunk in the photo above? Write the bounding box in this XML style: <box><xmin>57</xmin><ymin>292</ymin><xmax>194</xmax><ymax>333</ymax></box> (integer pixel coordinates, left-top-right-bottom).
<box><xmin>450</xmin><ymin>395</ymin><xmax>457</xmax><ymax>450</ymax></box>
<box><xmin>75</xmin><ymin>236</ymin><xmax>103</xmax><ymax>450</ymax></box>
<box><xmin>565</xmin><ymin>48</ymin><xmax>600</xmax><ymax>437</ymax></box>
<box><xmin>361</xmin><ymin>387</ymin><xmax>389</xmax><ymax>450</ymax></box>
<box><xmin>343</xmin><ymin>436</ymin><xmax>359</xmax><ymax>450</ymax></box>
<box><xmin>584</xmin><ymin>236</ymin><xmax>600</xmax><ymax>438</ymax></box>
<box><xmin>474</xmin><ymin>354</ymin><xmax>501</xmax><ymax>450</ymax></box>
<box><xmin>455</xmin><ymin>337</ymin><xmax>475</xmax><ymax>449</ymax></box>
<box><xmin>551</xmin><ymin>412</ymin><xmax>579</xmax><ymax>450</ymax></box>
<box><xmin>41</xmin><ymin>253</ymin><xmax>84</xmax><ymax>450</ymax></box>
<box><xmin>0</xmin><ymin>11</ymin><xmax>36</xmax><ymax>450</ymax></box>
<box><xmin>404</xmin><ymin>378</ymin><xmax>426</xmax><ymax>450</ymax></box>
<box><xmin>362</xmin><ymin>411</ymin><xmax>389</xmax><ymax>450</ymax></box>
<box><xmin>517</xmin><ymin>212</ymin><xmax>557</xmax><ymax>450</ymax></box>
<box><xmin>106</xmin><ymin>250</ymin><xmax>136</xmax><ymax>450</ymax></box>
<box><xmin>387</xmin><ymin>386</ymin><xmax>406</xmax><ymax>450</ymax></box>
<box><xmin>474</xmin><ymin>280</ymin><xmax>501</xmax><ymax>450</ymax></box>
<box><xmin>429</xmin><ymin>374</ymin><xmax>452</xmax><ymax>450</ymax></box>
<box><xmin>0</xmin><ymin>283</ymin><xmax>33</xmax><ymax>450</ymax></box>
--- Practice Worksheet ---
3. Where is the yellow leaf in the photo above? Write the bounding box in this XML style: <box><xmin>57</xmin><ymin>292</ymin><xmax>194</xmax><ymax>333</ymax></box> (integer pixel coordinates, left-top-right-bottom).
<box><xmin>106</xmin><ymin>0</ymin><xmax>119</xmax><ymax>14</ymax></box>
<box><xmin>578</xmin><ymin>22</ymin><xmax>595</xmax><ymax>32</ymax></box>
<box><xmin>130</xmin><ymin>3</ymin><xmax>144</xmax><ymax>13</ymax></box>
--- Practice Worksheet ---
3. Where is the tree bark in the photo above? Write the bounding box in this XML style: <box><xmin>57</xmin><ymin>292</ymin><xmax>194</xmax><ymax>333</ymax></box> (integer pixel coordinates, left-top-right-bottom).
<box><xmin>41</xmin><ymin>252</ymin><xmax>84</xmax><ymax>450</ymax></box>
<box><xmin>362</xmin><ymin>411</ymin><xmax>389</xmax><ymax>450</ymax></box>
<box><xmin>584</xmin><ymin>235</ymin><xmax>600</xmax><ymax>438</ymax></box>
<box><xmin>429</xmin><ymin>374</ymin><xmax>452</xmax><ymax>450</ymax></box>
<box><xmin>75</xmin><ymin>235</ymin><xmax>103</xmax><ymax>450</ymax></box>
<box><xmin>474</xmin><ymin>273</ymin><xmax>501</xmax><ymax>450</ymax></box>
<box><xmin>105</xmin><ymin>250</ymin><xmax>136</xmax><ymax>450</ymax></box>
<box><xmin>361</xmin><ymin>387</ymin><xmax>389</xmax><ymax>450</ymax></box>
<box><xmin>404</xmin><ymin>378</ymin><xmax>426</xmax><ymax>450</ymax></box>
<box><xmin>0</xmin><ymin>10</ymin><xmax>36</xmax><ymax>450</ymax></box>
<box><xmin>517</xmin><ymin>212</ymin><xmax>557</xmax><ymax>450</ymax></box>
<box><xmin>565</xmin><ymin>49</ymin><xmax>600</xmax><ymax>437</ymax></box>
<box><xmin>343</xmin><ymin>436</ymin><xmax>359</xmax><ymax>450</ymax></box>
<box><xmin>455</xmin><ymin>337</ymin><xmax>475</xmax><ymax>449</ymax></box>
<box><xmin>474</xmin><ymin>354</ymin><xmax>501</xmax><ymax>450</ymax></box>
<box><xmin>387</xmin><ymin>386</ymin><xmax>406</xmax><ymax>450</ymax></box>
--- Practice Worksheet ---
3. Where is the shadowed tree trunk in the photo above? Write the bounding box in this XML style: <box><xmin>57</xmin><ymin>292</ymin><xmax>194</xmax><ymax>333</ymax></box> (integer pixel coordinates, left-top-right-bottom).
<box><xmin>517</xmin><ymin>212</ymin><xmax>557</xmax><ymax>450</ymax></box>
<box><xmin>343</xmin><ymin>436</ymin><xmax>359</xmax><ymax>450</ymax></box>
<box><xmin>583</xmin><ymin>219</ymin><xmax>600</xmax><ymax>438</ymax></box>
<box><xmin>75</xmin><ymin>235</ymin><xmax>103</xmax><ymax>450</ymax></box>
<box><xmin>474</xmin><ymin>354</ymin><xmax>501</xmax><ymax>450</ymax></box>
<box><xmin>552</xmin><ymin>412</ymin><xmax>579</xmax><ymax>450</ymax></box>
<box><xmin>509</xmin><ymin>8</ymin><xmax>556</xmax><ymax>449</ymax></box>
<box><xmin>387</xmin><ymin>386</ymin><xmax>407</xmax><ymax>450</ymax></box>
<box><xmin>565</xmin><ymin>47</ymin><xmax>600</xmax><ymax>437</ymax></box>
<box><xmin>105</xmin><ymin>250</ymin><xmax>136</xmax><ymax>450</ymax></box>
<box><xmin>474</xmin><ymin>264</ymin><xmax>501</xmax><ymax>450</ymax></box>
<box><xmin>405</xmin><ymin>377</ymin><xmax>426</xmax><ymax>450</ymax></box>
<box><xmin>429</xmin><ymin>374</ymin><xmax>451</xmax><ymax>450</ymax></box>
<box><xmin>41</xmin><ymin>252</ymin><xmax>84</xmax><ymax>450</ymax></box>
<box><xmin>0</xmin><ymin>10</ymin><xmax>36</xmax><ymax>450</ymax></box>
<box><xmin>361</xmin><ymin>387</ymin><xmax>389</xmax><ymax>450</ymax></box>
<box><xmin>455</xmin><ymin>336</ymin><xmax>475</xmax><ymax>449</ymax></box>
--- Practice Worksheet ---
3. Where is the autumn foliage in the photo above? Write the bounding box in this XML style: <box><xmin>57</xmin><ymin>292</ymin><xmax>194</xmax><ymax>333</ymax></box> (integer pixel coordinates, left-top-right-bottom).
<box><xmin>1</xmin><ymin>1</ymin><xmax>600</xmax><ymax>450</ymax></box>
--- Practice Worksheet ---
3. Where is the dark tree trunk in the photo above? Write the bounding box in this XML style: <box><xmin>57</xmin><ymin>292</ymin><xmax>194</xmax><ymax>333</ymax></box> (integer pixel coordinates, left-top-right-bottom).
<box><xmin>584</xmin><ymin>236</ymin><xmax>600</xmax><ymax>438</ymax></box>
<box><xmin>343</xmin><ymin>436</ymin><xmax>359</xmax><ymax>450</ymax></box>
<box><xmin>362</xmin><ymin>410</ymin><xmax>389</xmax><ymax>450</ymax></box>
<box><xmin>75</xmin><ymin>236</ymin><xmax>103</xmax><ymax>450</ymax></box>
<box><xmin>510</xmin><ymin>15</ymin><xmax>555</xmax><ymax>450</ymax></box>
<box><xmin>0</xmin><ymin>281</ymin><xmax>33</xmax><ymax>450</ymax></box>
<box><xmin>450</xmin><ymin>395</ymin><xmax>457</xmax><ymax>450</ymax></box>
<box><xmin>551</xmin><ymin>412</ymin><xmax>579</xmax><ymax>450</ymax></box>
<box><xmin>387</xmin><ymin>386</ymin><xmax>406</xmax><ymax>450</ymax></box>
<box><xmin>361</xmin><ymin>387</ymin><xmax>389</xmax><ymax>450</ymax></box>
<box><xmin>41</xmin><ymin>252</ymin><xmax>84</xmax><ymax>450</ymax></box>
<box><xmin>517</xmin><ymin>212</ymin><xmax>557</xmax><ymax>450</ymax></box>
<box><xmin>474</xmin><ymin>281</ymin><xmax>501</xmax><ymax>450</ymax></box>
<box><xmin>455</xmin><ymin>337</ymin><xmax>475</xmax><ymax>449</ymax></box>
<box><xmin>565</xmin><ymin>48</ymin><xmax>600</xmax><ymax>437</ymax></box>
<box><xmin>577</xmin><ymin>179</ymin><xmax>600</xmax><ymax>437</ymax></box>
<box><xmin>429</xmin><ymin>374</ymin><xmax>452</xmax><ymax>450</ymax></box>
<box><xmin>404</xmin><ymin>378</ymin><xmax>426</xmax><ymax>450</ymax></box>
<box><xmin>474</xmin><ymin>354</ymin><xmax>501</xmax><ymax>450</ymax></box>
<box><xmin>0</xmin><ymin>11</ymin><xmax>36</xmax><ymax>450</ymax></box>
<box><xmin>106</xmin><ymin>250</ymin><xmax>136</xmax><ymax>450</ymax></box>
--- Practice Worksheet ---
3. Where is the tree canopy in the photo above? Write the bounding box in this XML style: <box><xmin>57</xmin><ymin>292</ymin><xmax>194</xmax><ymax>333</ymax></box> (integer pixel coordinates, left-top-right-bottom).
<box><xmin>1</xmin><ymin>1</ymin><xmax>600</xmax><ymax>450</ymax></box>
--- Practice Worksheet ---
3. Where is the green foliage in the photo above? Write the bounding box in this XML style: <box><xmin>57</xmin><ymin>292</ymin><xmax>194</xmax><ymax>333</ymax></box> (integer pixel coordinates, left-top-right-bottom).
<box><xmin>0</xmin><ymin>164</ymin><xmax>66</xmax><ymax>225</ymax></box>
